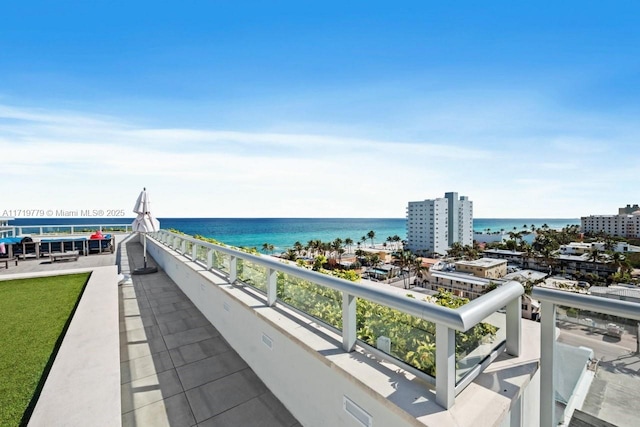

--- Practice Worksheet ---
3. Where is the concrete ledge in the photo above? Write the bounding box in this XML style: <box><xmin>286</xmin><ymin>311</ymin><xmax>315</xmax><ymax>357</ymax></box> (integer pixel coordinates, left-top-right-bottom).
<box><xmin>3</xmin><ymin>266</ymin><xmax>123</xmax><ymax>427</ymax></box>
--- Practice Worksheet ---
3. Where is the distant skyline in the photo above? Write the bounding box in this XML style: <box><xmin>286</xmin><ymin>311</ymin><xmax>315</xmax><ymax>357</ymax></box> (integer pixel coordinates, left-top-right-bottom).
<box><xmin>1</xmin><ymin>1</ymin><xmax>638</xmax><ymax>218</ymax></box>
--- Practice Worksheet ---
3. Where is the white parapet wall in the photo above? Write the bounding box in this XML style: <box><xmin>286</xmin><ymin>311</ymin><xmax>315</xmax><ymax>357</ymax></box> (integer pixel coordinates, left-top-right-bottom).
<box><xmin>146</xmin><ymin>237</ymin><xmax>541</xmax><ymax>427</ymax></box>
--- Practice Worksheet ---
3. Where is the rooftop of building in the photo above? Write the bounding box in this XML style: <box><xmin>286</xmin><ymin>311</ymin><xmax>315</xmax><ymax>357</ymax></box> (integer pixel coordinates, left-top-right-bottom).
<box><xmin>2</xmin><ymin>225</ymin><xmax>639</xmax><ymax>427</ymax></box>
<box><xmin>483</xmin><ymin>248</ymin><xmax>525</xmax><ymax>255</ymax></box>
<box><xmin>454</xmin><ymin>257</ymin><xmax>507</xmax><ymax>268</ymax></box>
<box><xmin>429</xmin><ymin>269</ymin><xmax>506</xmax><ymax>286</ymax></box>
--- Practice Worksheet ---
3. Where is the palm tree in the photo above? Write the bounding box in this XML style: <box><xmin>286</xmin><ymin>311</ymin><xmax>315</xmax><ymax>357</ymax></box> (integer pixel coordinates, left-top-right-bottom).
<box><xmin>285</xmin><ymin>249</ymin><xmax>297</xmax><ymax>261</ymax></box>
<box><xmin>262</xmin><ymin>243</ymin><xmax>270</xmax><ymax>254</ymax></box>
<box><xmin>294</xmin><ymin>241</ymin><xmax>303</xmax><ymax>256</ymax></box>
<box><xmin>412</xmin><ymin>257</ymin><xmax>427</xmax><ymax>288</ymax></box>
<box><xmin>344</xmin><ymin>238</ymin><xmax>354</xmax><ymax>254</ymax></box>
<box><xmin>360</xmin><ymin>236</ymin><xmax>367</xmax><ymax>248</ymax></box>
<box><xmin>447</xmin><ymin>242</ymin><xmax>464</xmax><ymax>259</ymax></box>
<box><xmin>386</xmin><ymin>236</ymin><xmax>393</xmax><ymax>249</ymax></box>
<box><xmin>393</xmin><ymin>235</ymin><xmax>402</xmax><ymax>250</ymax></box>
<box><xmin>367</xmin><ymin>230</ymin><xmax>376</xmax><ymax>248</ymax></box>
<box><xmin>396</xmin><ymin>250</ymin><xmax>416</xmax><ymax>289</ymax></box>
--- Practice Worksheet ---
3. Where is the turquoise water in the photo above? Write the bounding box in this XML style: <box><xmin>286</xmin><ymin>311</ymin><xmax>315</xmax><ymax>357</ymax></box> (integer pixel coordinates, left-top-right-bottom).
<box><xmin>10</xmin><ymin>217</ymin><xmax>580</xmax><ymax>252</ymax></box>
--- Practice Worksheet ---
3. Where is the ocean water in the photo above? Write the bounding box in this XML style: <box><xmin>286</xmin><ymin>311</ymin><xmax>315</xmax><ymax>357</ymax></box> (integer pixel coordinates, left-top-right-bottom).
<box><xmin>9</xmin><ymin>217</ymin><xmax>580</xmax><ymax>252</ymax></box>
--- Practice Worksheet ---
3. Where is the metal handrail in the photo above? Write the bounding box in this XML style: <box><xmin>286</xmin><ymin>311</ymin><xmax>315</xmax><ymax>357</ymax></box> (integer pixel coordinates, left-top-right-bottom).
<box><xmin>11</xmin><ymin>224</ymin><xmax>133</xmax><ymax>236</ymax></box>
<box><xmin>532</xmin><ymin>286</ymin><xmax>640</xmax><ymax>321</ymax></box>
<box><xmin>156</xmin><ymin>229</ymin><xmax>524</xmax><ymax>332</ymax></box>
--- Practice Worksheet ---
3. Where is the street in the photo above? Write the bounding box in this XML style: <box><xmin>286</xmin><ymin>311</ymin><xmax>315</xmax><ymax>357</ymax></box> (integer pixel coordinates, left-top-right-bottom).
<box><xmin>557</xmin><ymin>320</ymin><xmax>640</xmax><ymax>427</ymax></box>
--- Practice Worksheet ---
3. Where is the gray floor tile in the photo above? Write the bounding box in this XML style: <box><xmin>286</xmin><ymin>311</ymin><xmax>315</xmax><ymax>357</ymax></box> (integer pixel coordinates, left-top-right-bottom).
<box><xmin>122</xmin><ymin>393</ymin><xmax>196</xmax><ymax>427</ymax></box>
<box><xmin>197</xmin><ymin>392</ymin><xmax>298</xmax><ymax>427</ymax></box>
<box><xmin>120</xmin><ymin>334</ymin><xmax>168</xmax><ymax>361</ymax></box>
<box><xmin>176</xmin><ymin>351</ymin><xmax>248</xmax><ymax>391</ymax></box>
<box><xmin>169</xmin><ymin>337</ymin><xmax>232</xmax><ymax>368</ymax></box>
<box><xmin>121</xmin><ymin>369</ymin><xmax>184</xmax><ymax>413</ymax></box>
<box><xmin>164</xmin><ymin>325</ymin><xmax>219</xmax><ymax>350</ymax></box>
<box><xmin>153</xmin><ymin>301</ymin><xmax>188</xmax><ymax>315</ymax></box>
<box><xmin>158</xmin><ymin>315</ymin><xmax>212</xmax><ymax>336</ymax></box>
<box><xmin>121</xmin><ymin>350</ymin><xmax>174</xmax><ymax>384</ymax></box>
<box><xmin>186</xmin><ymin>369</ymin><xmax>267</xmax><ymax>423</ymax></box>
<box><xmin>155</xmin><ymin>308</ymin><xmax>198</xmax><ymax>325</ymax></box>
<box><xmin>149</xmin><ymin>294</ymin><xmax>190</xmax><ymax>308</ymax></box>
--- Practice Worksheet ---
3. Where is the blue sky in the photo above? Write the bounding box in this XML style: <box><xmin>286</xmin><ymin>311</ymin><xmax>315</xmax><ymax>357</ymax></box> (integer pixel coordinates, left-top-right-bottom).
<box><xmin>1</xmin><ymin>1</ymin><xmax>638</xmax><ymax>218</ymax></box>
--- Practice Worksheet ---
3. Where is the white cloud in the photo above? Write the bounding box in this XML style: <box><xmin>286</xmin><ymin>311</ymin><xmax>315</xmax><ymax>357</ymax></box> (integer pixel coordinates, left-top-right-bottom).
<box><xmin>0</xmin><ymin>103</ymin><xmax>637</xmax><ymax>218</ymax></box>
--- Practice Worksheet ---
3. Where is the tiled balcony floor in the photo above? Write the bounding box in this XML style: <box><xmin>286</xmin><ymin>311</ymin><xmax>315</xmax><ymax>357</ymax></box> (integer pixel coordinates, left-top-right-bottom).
<box><xmin>120</xmin><ymin>240</ymin><xmax>300</xmax><ymax>427</ymax></box>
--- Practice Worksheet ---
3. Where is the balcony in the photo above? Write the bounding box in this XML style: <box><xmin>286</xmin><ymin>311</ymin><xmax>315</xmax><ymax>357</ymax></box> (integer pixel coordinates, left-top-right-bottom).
<box><xmin>148</xmin><ymin>230</ymin><xmax>537</xmax><ymax>426</ymax></box>
<box><xmin>532</xmin><ymin>287</ymin><xmax>640</xmax><ymax>427</ymax></box>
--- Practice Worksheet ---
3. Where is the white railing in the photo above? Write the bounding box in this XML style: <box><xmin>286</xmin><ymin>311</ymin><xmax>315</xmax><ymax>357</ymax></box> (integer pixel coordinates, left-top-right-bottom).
<box><xmin>152</xmin><ymin>229</ymin><xmax>525</xmax><ymax>409</ymax></box>
<box><xmin>532</xmin><ymin>286</ymin><xmax>640</xmax><ymax>427</ymax></box>
<box><xmin>9</xmin><ymin>223</ymin><xmax>132</xmax><ymax>236</ymax></box>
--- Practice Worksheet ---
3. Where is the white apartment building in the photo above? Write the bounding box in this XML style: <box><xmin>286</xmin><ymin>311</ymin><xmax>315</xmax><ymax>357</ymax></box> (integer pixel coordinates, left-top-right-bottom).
<box><xmin>581</xmin><ymin>207</ymin><xmax>640</xmax><ymax>238</ymax></box>
<box><xmin>406</xmin><ymin>192</ymin><xmax>473</xmax><ymax>255</ymax></box>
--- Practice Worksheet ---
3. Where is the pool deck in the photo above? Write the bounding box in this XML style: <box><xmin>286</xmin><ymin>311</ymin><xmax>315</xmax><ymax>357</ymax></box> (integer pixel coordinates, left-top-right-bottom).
<box><xmin>2</xmin><ymin>233</ymin><xmax>299</xmax><ymax>427</ymax></box>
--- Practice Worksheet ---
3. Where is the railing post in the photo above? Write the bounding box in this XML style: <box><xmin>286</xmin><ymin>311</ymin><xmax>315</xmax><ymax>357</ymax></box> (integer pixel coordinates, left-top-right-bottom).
<box><xmin>207</xmin><ymin>249</ymin><xmax>213</xmax><ymax>270</ymax></box>
<box><xmin>192</xmin><ymin>243</ymin><xmax>198</xmax><ymax>261</ymax></box>
<box><xmin>267</xmin><ymin>268</ymin><xmax>277</xmax><ymax>306</ymax></box>
<box><xmin>435</xmin><ymin>324</ymin><xmax>455</xmax><ymax>409</ymax></box>
<box><xmin>506</xmin><ymin>295</ymin><xmax>522</xmax><ymax>356</ymax></box>
<box><xmin>229</xmin><ymin>256</ymin><xmax>237</xmax><ymax>283</ymax></box>
<box><xmin>540</xmin><ymin>300</ymin><xmax>557</xmax><ymax>427</ymax></box>
<box><xmin>342</xmin><ymin>292</ymin><xmax>356</xmax><ymax>352</ymax></box>
<box><xmin>181</xmin><ymin>239</ymin><xmax>186</xmax><ymax>255</ymax></box>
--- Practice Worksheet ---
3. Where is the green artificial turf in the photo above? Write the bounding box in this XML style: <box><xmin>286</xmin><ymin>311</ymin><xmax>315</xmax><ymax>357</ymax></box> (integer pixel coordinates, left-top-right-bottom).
<box><xmin>0</xmin><ymin>273</ymin><xmax>90</xmax><ymax>427</ymax></box>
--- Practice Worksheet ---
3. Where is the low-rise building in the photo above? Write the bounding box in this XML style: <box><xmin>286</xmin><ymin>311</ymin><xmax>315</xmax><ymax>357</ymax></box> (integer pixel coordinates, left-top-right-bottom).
<box><xmin>559</xmin><ymin>242</ymin><xmax>593</xmax><ymax>256</ymax></box>
<box><xmin>589</xmin><ymin>284</ymin><xmax>640</xmax><ymax>303</ymax></box>
<box><xmin>482</xmin><ymin>249</ymin><xmax>526</xmax><ymax>266</ymax></box>
<box><xmin>483</xmin><ymin>249</ymin><xmax>620</xmax><ymax>280</ymax></box>
<box><xmin>417</xmin><ymin>268</ymin><xmax>504</xmax><ymax>299</ymax></box>
<box><xmin>521</xmin><ymin>294</ymin><xmax>541</xmax><ymax>321</ymax></box>
<box><xmin>560</xmin><ymin>241</ymin><xmax>640</xmax><ymax>255</ymax></box>
<box><xmin>454</xmin><ymin>257</ymin><xmax>507</xmax><ymax>279</ymax></box>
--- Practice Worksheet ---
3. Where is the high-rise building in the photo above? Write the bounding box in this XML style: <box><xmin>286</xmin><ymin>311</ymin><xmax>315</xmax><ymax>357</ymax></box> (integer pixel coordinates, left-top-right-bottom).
<box><xmin>406</xmin><ymin>192</ymin><xmax>473</xmax><ymax>255</ymax></box>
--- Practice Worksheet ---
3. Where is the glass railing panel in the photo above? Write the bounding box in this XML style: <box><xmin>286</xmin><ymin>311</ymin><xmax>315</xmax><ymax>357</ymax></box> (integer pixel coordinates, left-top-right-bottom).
<box><xmin>555</xmin><ymin>308</ymin><xmax>639</xmax><ymax>427</ymax></box>
<box><xmin>277</xmin><ymin>273</ymin><xmax>342</xmax><ymax>330</ymax></box>
<box><xmin>236</xmin><ymin>259</ymin><xmax>267</xmax><ymax>292</ymax></box>
<box><xmin>455</xmin><ymin>310</ymin><xmax>506</xmax><ymax>383</ymax></box>
<box><xmin>184</xmin><ymin>241</ymin><xmax>193</xmax><ymax>258</ymax></box>
<box><xmin>101</xmin><ymin>225</ymin><xmax>129</xmax><ymax>233</ymax></box>
<box><xmin>212</xmin><ymin>250</ymin><xmax>230</xmax><ymax>274</ymax></box>
<box><xmin>18</xmin><ymin>226</ymin><xmax>44</xmax><ymax>235</ymax></box>
<box><xmin>195</xmin><ymin>245</ymin><xmax>208</xmax><ymax>263</ymax></box>
<box><xmin>356</xmin><ymin>299</ymin><xmax>437</xmax><ymax>377</ymax></box>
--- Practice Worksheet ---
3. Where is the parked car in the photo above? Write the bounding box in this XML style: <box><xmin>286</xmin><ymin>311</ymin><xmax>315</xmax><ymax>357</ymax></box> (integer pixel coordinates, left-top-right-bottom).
<box><xmin>606</xmin><ymin>323</ymin><xmax>622</xmax><ymax>338</ymax></box>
